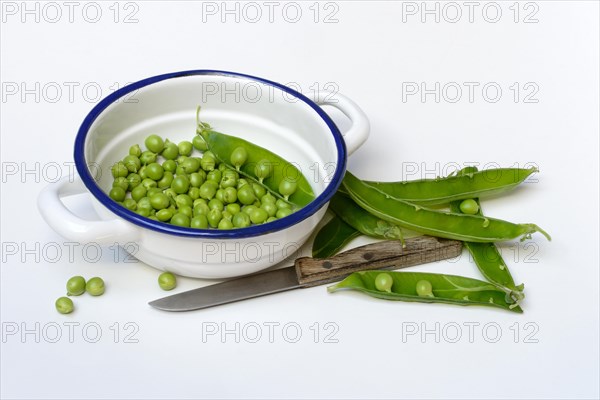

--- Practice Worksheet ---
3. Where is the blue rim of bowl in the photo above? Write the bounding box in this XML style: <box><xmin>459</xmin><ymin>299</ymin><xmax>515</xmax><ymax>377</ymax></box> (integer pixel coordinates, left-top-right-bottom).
<box><xmin>74</xmin><ymin>70</ymin><xmax>347</xmax><ymax>238</ymax></box>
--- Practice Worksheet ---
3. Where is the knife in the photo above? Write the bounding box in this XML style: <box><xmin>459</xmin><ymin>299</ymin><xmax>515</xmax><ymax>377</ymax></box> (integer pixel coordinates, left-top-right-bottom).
<box><xmin>149</xmin><ymin>236</ymin><xmax>462</xmax><ymax>311</ymax></box>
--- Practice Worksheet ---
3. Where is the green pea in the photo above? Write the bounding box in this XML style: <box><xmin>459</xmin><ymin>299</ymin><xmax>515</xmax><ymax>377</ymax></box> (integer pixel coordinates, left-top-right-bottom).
<box><xmin>459</xmin><ymin>199</ymin><xmax>480</xmax><ymax>215</ymax></box>
<box><xmin>207</xmin><ymin>209</ymin><xmax>222</xmax><ymax>228</ymax></box>
<box><xmin>261</xmin><ymin>202</ymin><xmax>277</xmax><ymax>217</ymax></box>
<box><xmin>131</xmin><ymin>185</ymin><xmax>147</xmax><ymax>201</ymax></box>
<box><xmin>138</xmin><ymin>197</ymin><xmax>152</xmax><ymax>210</ymax></box>
<box><xmin>127</xmin><ymin>173</ymin><xmax>142</xmax><ymax>190</ymax></box>
<box><xmin>138</xmin><ymin>166</ymin><xmax>148</xmax><ymax>180</ymax></box>
<box><xmin>175</xmin><ymin>194</ymin><xmax>193</xmax><ymax>208</ymax></box>
<box><xmin>252</xmin><ymin>183</ymin><xmax>267</xmax><ymax>199</ymax></box>
<box><xmin>218</xmin><ymin>163</ymin><xmax>228</xmax><ymax>172</ymax></box>
<box><xmin>170</xmin><ymin>213</ymin><xmax>191</xmax><ymax>227</ymax></box>
<box><xmin>230</xmin><ymin>147</ymin><xmax>248</xmax><ymax>170</ymax></box>
<box><xmin>226</xmin><ymin>203</ymin><xmax>241</xmax><ymax>215</ymax></box>
<box><xmin>416</xmin><ymin>280</ymin><xmax>434</xmax><ymax>297</ymax></box>
<box><xmin>123</xmin><ymin>155</ymin><xmax>141</xmax><ymax>173</ymax></box>
<box><xmin>191</xmin><ymin>214</ymin><xmax>209</xmax><ymax>229</ymax></box>
<box><xmin>150</xmin><ymin>193</ymin><xmax>170</xmax><ymax>210</ymax></box>
<box><xmin>238</xmin><ymin>185</ymin><xmax>256</xmax><ymax>205</ymax></box>
<box><xmin>220</xmin><ymin>175</ymin><xmax>237</xmax><ymax>189</ymax></box>
<box><xmin>242</xmin><ymin>205</ymin><xmax>257</xmax><ymax>216</ymax></box>
<box><xmin>374</xmin><ymin>273</ymin><xmax>393</xmax><ymax>293</ymax></box>
<box><xmin>111</xmin><ymin>162</ymin><xmax>128</xmax><ymax>178</ymax></box>
<box><xmin>223</xmin><ymin>187</ymin><xmax>237</xmax><ymax>204</ymax></box>
<box><xmin>171</xmin><ymin>175</ymin><xmax>190</xmax><ymax>194</ymax></box>
<box><xmin>276</xmin><ymin>207</ymin><xmax>293</xmax><ymax>219</ymax></box>
<box><xmin>162</xmin><ymin>159</ymin><xmax>177</xmax><ymax>173</ymax></box>
<box><xmin>237</xmin><ymin>178</ymin><xmax>249</xmax><ymax>189</ymax></box>
<box><xmin>129</xmin><ymin>144</ymin><xmax>142</xmax><ymax>157</ymax></box>
<box><xmin>253</xmin><ymin>200</ymin><xmax>262</xmax><ymax>208</ymax></box>
<box><xmin>157</xmin><ymin>171</ymin><xmax>174</xmax><ymax>189</ymax></box>
<box><xmin>66</xmin><ymin>276</ymin><xmax>86</xmax><ymax>296</ymax></box>
<box><xmin>193</xmin><ymin>198</ymin><xmax>207</xmax><ymax>207</ymax></box>
<box><xmin>266</xmin><ymin>217</ymin><xmax>277</xmax><ymax>223</ymax></box>
<box><xmin>158</xmin><ymin>272</ymin><xmax>177</xmax><ymax>290</ymax></box>
<box><xmin>254</xmin><ymin>159</ymin><xmax>272</xmax><ymax>183</ymax></box>
<box><xmin>112</xmin><ymin>177</ymin><xmax>129</xmax><ymax>191</ymax></box>
<box><xmin>147</xmin><ymin>187</ymin><xmax>163</xmax><ymax>197</ymax></box>
<box><xmin>203</xmin><ymin>151</ymin><xmax>216</xmax><ymax>159</ymax></box>
<box><xmin>145</xmin><ymin>163</ymin><xmax>164</xmax><ymax>181</ymax></box>
<box><xmin>200</xmin><ymin>154</ymin><xmax>216</xmax><ymax>171</ymax></box>
<box><xmin>250</xmin><ymin>208</ymin><xmax>269</xmax><ymax>224</ymax></box>
<box><xmin>261</xmin><ymin>193</ymin><xmax>276</xmax><ymax>205</ymax></box>
<box><xmin>55</xmin><ymin>297</ymin><xmax>74</xmax><ymax>314</ymax></box>
<box><xmin>139</xmin><ymin>151</ymin><xmax>157</xmax><ymax>165</ymax></box>
<box><xmin>233</xmin><ymin>212</ymin><xmax>251</xmax><ymax>228</ymax></box>
<box><xmin>145</xmin><ymin>135</ymin><xmax>164</xmax><ymax>154</ymax></box>
<box><xmin>193</xmin><ymin>202</ymin><xmax>210</xmax><ymax>216</ymax></box>
<box><xmin>163</xmin><ymin>143</ymin><xmax>179</xmax><ymax>160</ymax></box>
<box><xmin>188</xmin><ymin>187</ymin><xmax>201</xmax><ymax>200</ymax></box>
<box><xmin>86</xmin><ymin>277</ymin><xmax>105</xmax><ymax>296</ymax></box>
<box><xmin>199</xmin><ymin>182</ymin><xmax>217</xmax><ymax>200</ymax></box>
<box><xmin>109</xmin><ymin>186</ymin><xmax>126</xmax><ymax>202</ymax></box>
<box><xmin>193</xmin><ymin>135</ymin><xmax>208</xmax><ymax>151</ymax></box>
<box><xmin>276</xmin><ymin>199</ymin><xmax>291</xmax><ymax>210</ymax></box>
<box><xmin>222</xmin><ymin>169</ymin><xmax>239</xmax><ymax>180</ymax></box>
<box><xmin>139</xmin><ymin>178</ymin><xmax>155</xmax><ymax>190</ymax></box>
<box><xmin>190</xmin><ymin>172</ymin><xmax>205</xmax><ymax>188</ymax></box>
<box><xmin>218</xmin><ymin>218</ymin><xmax>234</xmax><ymax>230</ymax></box>
<box><xmin>179</xmin><ymin>205</ymin><xmax>193</xmax><ymax>218</ymax></box>
<box><xmin>123</xmin><ymin>198</ymin><xmax>137</xmax><ymax>211</ymax></box>
<box><xmin>208</xmin><ymin>198</ymin><xmax>224</xmax><ymax>211</ymax></box>
<box><xmin>279</xmin><ymin>178</ymin><xmax>297</xmax><ymax>199</ymax></box>
<box><xmin>207</xmin><ymin>170</ymin><xmax>222</xmax><ymax>183</ymax></box>
<box><xmin>182</xmin><ymin>157</ymin><xmax>201</xmax><ymax>173</ymax></box>
<box><xmin>222</xmin><ymin>210</ymin><xmax>233</xmax><ymax>221</ymax></box>
<box><xmin>137</xmin><ymin>209</ymin><xmax>150</xmax><ymax>217</ymax></box>
<box><xmin>175</xmin><ymin>166</ymin><xmax>186</xmax><ymax>176</ymax></box>
<box><xmin>177</xmin><ymin>155</ymin><xmax>188</xmax><ymax>165</ymax></box>
<box><xmin>156</xmin><ymin>208</ymin><xmax>174</xmax><ymax>222</ymax></box>
<box><xmin>178</xmin><ymin>141</ymin><xmax>193</xmax><ymax>156</ymax></box>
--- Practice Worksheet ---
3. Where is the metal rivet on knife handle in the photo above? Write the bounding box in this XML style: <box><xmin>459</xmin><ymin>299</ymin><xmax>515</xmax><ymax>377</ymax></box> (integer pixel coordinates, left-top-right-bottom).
<box><xmin>295</xmin><ymin>236</ymin><xmax>462</xmax><ymax>287</ymax></box>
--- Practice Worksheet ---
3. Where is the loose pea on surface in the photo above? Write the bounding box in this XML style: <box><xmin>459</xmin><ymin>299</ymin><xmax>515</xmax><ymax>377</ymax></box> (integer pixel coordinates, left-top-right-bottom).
<box><xmin>374</xmin><ymin>273</ymin><xmax>393</xmax><ymax>293</ymax></box>
<box><xmin>158</xmin><ymin>272</ymin><xmax>177</xmax><ymax>291</ymax></box>
<box><xmin>66</xmin><ymin>276</ymin><xmax>86</xmax><ymax>296</ymax></box>
<box><xmin>86</xmin><ymin>277</ymin><xmax>105</xmax><ymax>296</ymax></box>
<box><xmin>55</xmin><ymin>297</ymin><xmax>74</xmax><ymax>314</ymax></box>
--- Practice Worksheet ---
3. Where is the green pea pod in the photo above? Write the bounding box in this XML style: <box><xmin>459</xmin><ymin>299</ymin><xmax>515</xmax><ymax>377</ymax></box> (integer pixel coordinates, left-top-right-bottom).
<box><xmin>328</xmin><ymin>271</ymin><xmax>522</xmax><ymax>313</ymax></box>
<box><xmin>450</xmin><ymin>198</ymin><xmax>525</xmax><ymax>304</ymax></box>
<box><xmin>312</xmin><ymin>215</ymin><xmax>361</xmax><ymax>259</ymax></box>
<box><xmin>338</xmin><ymin>168</ymin><xmax>536</xmax><ymax>206</ymax></box>
<box><xmin>197</xmin><ymin>111</ymin><xmax>315</xmax><ymax>207</ymax></box>
<box><xmin>329</xmin><ymin>192</ymin><xmax>419</xmax><ymax>242</ymax></box>
<box><xmin>343</xmin><ymin>171</ymin><xmax>551</xmax><ymax>243</ymax></box>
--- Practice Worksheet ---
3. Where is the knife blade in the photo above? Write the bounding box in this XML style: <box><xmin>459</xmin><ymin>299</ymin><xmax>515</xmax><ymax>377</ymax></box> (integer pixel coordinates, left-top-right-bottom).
<box><xmin>149</xmin><ymin>236</ymin><xmax>462</xmax><ymax>311</ymax></box>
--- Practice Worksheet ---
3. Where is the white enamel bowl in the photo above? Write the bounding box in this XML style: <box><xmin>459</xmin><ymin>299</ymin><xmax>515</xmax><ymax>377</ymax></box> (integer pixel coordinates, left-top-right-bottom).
<box><xmin>38</xmin><ymin>70</ymin><xmax>369</xmax><ymax>278</ymax></box>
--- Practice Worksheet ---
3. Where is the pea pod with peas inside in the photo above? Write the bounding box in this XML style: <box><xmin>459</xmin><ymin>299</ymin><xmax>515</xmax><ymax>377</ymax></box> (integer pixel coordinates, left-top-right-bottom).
<box><xmin>342</xmin><ymin>171</ymin><xmax>551</xmax><ymax>243</ymax></box>
<box><xmin>348</xmin><ymin>167</ymin><xmax>538</xmax><ymax>206</ymax></box>
<box><xmin>195</xmin><ymin>108</ymin><xmax>315</xmax><ymax>207</ymax></box>
<box><xmin>328</xmin><ymin>271</ymin><xmax>523</xmax><ymax>313</ymax></box>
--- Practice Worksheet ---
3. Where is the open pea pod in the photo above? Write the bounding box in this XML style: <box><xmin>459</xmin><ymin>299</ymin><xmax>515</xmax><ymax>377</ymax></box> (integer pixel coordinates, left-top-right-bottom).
<box><xmin>312</xmin><ymin>214</ymin><xmax>361</xmax><ymax>259</ymax></box>
<box><xmin>328</xmin><ymin>271</ymin><xmax>522</xmax><ymax>313</ymax></box>
<box><xmin>342</xmin><ymin>171</ymin><xmax>551</xmax><ymax>243</ymax></box>
<box><xmin>329</xmin><ymin>192</ymin><xmax>420</xmax><ymax>241</ymax></box>
<box><xmin>197</xmin><ymin>113</ymin><xmax>315</xmax><ymax>207</ymax></box>
<box><xmin>337</xmin><ymin>168</ymin><xmax>536</xmax><ymax>206</ymax></box>
<box><xmin>451</xmin><ymin>198</ymin><xmax>525</xmax><ymax>304</ymax></box>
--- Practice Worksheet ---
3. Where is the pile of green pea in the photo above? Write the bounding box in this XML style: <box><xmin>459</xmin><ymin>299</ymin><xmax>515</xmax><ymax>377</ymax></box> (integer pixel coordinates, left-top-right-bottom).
<box><xmin>55</xmin><ymin>276</ymin><xmax>105</xmax><ymax>314</ymax></box>
<box><xmin>108</xmin><ymin>134</ymin><xmax>296</xmax><ymax>229</ymax></box>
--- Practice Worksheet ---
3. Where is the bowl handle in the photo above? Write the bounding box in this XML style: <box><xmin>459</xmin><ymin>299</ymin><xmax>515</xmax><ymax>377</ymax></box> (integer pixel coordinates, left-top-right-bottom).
<box><xmin>38</xmin><ymin>176</ymin><xmax>138</xmax><ymax>245</ymax></box>
<box><xmin>316</xmin><ymin>91</ymin><xmax>370</xmax><ymax>155</ymax></box>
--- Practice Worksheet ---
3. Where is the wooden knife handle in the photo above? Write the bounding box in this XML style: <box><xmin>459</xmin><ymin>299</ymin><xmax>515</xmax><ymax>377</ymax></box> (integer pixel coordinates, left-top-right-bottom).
<box><xmin>295</xmin><ymin>236</ymin><xmax>462</xmax><ymax>287</ymax></box>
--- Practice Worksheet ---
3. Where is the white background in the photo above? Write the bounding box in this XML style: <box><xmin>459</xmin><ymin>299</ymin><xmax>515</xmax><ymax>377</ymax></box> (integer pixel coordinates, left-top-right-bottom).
<box><xmin>1</xmin><ymin>1</ymin><xmax>599</xmax><ymax>399</ymax></box>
